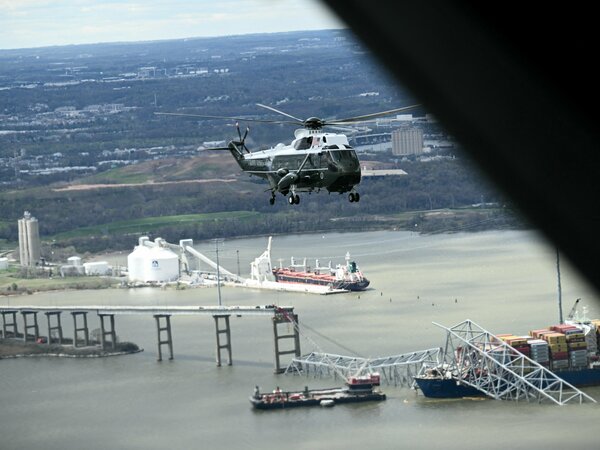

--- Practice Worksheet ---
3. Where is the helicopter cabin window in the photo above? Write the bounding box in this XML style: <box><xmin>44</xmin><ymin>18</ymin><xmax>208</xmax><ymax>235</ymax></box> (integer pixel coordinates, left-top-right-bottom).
<box><xmin>330</xmin><ymin>150</ymin><xmax>355</xmax><ymax>162</ymax></box>
<box><xmin>275</xmin><ymin>155</ymin><xmax>309</xmax><ymax>170</ymax></box>
<box><xmin>293</xmin><ymin>136</ymin><xmax>312</xmax><ymax>150</ymax></box>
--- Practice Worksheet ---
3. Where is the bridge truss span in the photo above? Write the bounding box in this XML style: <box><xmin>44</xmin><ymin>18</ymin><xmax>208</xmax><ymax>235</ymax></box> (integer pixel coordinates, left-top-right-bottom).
<box><xmin>284</xmin><ymin>348</ymin><xmax>442</xmax><ymax>387</ymax></box>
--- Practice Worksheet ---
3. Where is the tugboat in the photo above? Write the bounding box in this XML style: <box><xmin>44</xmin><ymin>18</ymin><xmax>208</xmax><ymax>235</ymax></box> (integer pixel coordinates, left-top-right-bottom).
<box><xmin>249</xmin><ymin>373</ymin><xmax>386</xmax><ymax>410</ymax></box>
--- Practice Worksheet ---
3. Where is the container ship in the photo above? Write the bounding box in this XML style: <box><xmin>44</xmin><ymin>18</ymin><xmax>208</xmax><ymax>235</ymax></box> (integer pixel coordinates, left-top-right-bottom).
<box><xmin>250</xmin><ymin>373</ymin><xmax>385</xmax><ymax>409</ymax></box>
<box><xmin>247</xmin><ymin>237</ymin><xmax>370</xmax><ymax>293</ymax></box>
<box><xmin>414</xmin><ymin>315</ymin><xmax>600</xmax><ymax>398</ymax></box>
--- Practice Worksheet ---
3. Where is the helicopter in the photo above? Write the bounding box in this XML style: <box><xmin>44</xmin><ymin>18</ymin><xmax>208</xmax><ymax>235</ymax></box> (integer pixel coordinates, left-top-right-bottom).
<box><xmin>155</xmin><ymin>103</ymin><xmax>419</xmax><ymax>205</ymax></box>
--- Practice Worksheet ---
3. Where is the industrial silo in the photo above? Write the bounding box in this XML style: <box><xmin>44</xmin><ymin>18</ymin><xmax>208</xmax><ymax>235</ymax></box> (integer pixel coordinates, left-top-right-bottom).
<box><xmin>18</xmin><ymin>211</ymin><xmax>41</xmax><ymax>267</ymax></box>
<box><xmin>26</xmin><ymin>217</ymin><xmax>40</xmax><ymax>264</ymax></box>
<box><xmin>18</xmin><ymin>218</ymin><xmax>26</xmax><ymax>266</ymax></box>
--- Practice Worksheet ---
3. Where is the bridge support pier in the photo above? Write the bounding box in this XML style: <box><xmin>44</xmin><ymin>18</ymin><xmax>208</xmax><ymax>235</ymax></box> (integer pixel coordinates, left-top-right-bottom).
<box><xmin>272</xmin><ymin>313</ymin><xmax>301</xmax><ymax>374</ymax></box>
<box><xmin>1</xmin><ymin>311</ymin><xmax>18</xmax><ymax>338</ymax></box>
<box><xmin>21</xmin><ymin>310</ymin><xmax>39</xmax><ymax>342</ymax></box>
<box><xmin>45</xmin><ymin>311</ymin><xmax>63</xmax><ymax>345</ymax></box>
<box><xmin>71</xmin><ymin>311</ymin><xmax>89</xmax><ymax>347</ymax></box>
<box><xmin>154</xmin><ymin>315</ymin><xmax>173</xmax><ymax>361</ymax></box>
<box><xmin>98</xmin><ymin>313</ymin><xmax>117</xmax><ymax>350</ymax></box>
<box><xmin>213</xmin><ymin>315</ymin><xmax>232</xmax><ymax>367</ymax></box>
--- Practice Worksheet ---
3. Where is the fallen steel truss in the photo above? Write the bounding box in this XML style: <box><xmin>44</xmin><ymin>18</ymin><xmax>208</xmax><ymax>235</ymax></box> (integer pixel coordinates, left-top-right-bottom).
<box><xmin>285</xmin><ymin>348</ymin><xmax>442</xmax><ymax>387</ymax></box>
<box><xmin>434</xmin><ymin>319</ymin><xmax>596</xmax><ymax>405</ymax></box>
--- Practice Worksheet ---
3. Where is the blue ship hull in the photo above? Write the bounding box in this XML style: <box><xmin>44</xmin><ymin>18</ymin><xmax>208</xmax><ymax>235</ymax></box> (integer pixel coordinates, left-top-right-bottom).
<box><xmin>415</xmin><ymin>368</ymin><xmax>600</xmax><ymax>398</ymax></box>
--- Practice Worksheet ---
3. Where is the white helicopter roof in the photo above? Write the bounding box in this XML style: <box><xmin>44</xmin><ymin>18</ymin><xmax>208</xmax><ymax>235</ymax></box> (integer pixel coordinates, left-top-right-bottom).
<box><xmin>246</xmin><ymin>129</ymin><xmax>351</xmax><ymax>158</ymax></box>
<box><xmin>292</xmin><ymin>129</ymin><xmax>349</xmax><ymax>146</ymax></box>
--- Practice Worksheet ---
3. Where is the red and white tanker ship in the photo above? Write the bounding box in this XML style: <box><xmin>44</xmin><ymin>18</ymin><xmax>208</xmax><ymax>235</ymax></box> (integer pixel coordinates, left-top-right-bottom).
<box><xmin>247</xmin><ymin>237</ymin><xmax>370</xmax><ymax>293</ymax></box>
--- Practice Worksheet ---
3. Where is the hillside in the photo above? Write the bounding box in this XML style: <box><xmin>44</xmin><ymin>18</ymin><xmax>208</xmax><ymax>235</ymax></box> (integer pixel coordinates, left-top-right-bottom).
<box><xmin>0</xmin><ymin>30</ymin><xmax>525</xmax><ymax>256</ymax></box>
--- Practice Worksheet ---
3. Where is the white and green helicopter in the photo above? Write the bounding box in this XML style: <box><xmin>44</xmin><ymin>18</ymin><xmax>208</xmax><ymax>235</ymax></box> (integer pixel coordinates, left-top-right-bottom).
<box><xmin>156</xmin><ymin>103</ymin><xmax>418</xmax><ymax>205</ymax></box>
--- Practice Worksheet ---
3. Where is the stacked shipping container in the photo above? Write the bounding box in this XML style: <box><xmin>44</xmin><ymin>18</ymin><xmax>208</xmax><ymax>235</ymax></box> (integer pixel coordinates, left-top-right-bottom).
<box><xmin>493</xmin><ymin>320</ymin><xmax>600</xmax><ymax>371</ymax></box>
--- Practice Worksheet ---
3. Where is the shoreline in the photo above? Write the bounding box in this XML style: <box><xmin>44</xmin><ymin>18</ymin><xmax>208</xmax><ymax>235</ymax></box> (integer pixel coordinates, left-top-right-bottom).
<box><xmin>0</xmin><ymin>337</ymin><xmax>143</xmax><ymax>359</ymax></box>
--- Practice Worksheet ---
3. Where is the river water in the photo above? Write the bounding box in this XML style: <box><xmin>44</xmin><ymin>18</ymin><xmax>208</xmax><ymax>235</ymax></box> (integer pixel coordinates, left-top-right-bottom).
<box><xmin>1</xmin><ymin>230</ymin><xmax>599</xmax><ymax>450</ymax></box>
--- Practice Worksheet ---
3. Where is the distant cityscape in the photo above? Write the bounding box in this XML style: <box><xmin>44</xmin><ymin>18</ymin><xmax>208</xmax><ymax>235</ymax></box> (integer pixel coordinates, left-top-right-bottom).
<box><xmin>0</xmin><ymin>30</ymin><xmax>457</xmax><ymax>188</ymax></box>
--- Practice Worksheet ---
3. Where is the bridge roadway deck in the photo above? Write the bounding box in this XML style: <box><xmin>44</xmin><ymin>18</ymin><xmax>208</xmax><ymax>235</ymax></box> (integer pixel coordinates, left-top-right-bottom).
<box><xmin>1</xmin><ymin>305</ymin><xmax>299</xmax><ymax>367</ymax></box>
<box><xmin>0</xmin><ymin>305</ymin><xmax>294</xmax><ymax>317</ymax></box>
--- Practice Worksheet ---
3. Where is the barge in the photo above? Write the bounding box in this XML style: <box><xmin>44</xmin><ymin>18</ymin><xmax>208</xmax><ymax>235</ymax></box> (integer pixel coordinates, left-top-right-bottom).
<box><xmin>250</xmin><ymin>373</ymin><xmax>386</xmax><ymax>409</ymax></box>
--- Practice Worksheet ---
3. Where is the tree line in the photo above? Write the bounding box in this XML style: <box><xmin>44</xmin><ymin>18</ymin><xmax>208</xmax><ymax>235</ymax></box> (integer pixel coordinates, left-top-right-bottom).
<box><xmin>0</xmin><ymin>158</ymin><xmax>525</xmax><ymax>255</ymax></box>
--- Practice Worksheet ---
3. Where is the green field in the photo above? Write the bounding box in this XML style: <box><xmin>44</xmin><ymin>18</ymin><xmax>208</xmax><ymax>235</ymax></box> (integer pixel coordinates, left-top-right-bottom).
<box><xmin>51</xmin><ymin>211</ymin><xmax>262</xmax><ymax>240</ymax></box>
<box><xmin>0</xmin><ymin>274</ymin><xmax>116</xmax><ymax>294</ymax></box>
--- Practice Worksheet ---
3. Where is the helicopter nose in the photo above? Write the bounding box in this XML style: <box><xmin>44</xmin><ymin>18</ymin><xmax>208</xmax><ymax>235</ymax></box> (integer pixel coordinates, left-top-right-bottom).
<box><xmin>343</xmin><ymin>159</ymin><xmax>359</xmax><ymax>172</ymax></box>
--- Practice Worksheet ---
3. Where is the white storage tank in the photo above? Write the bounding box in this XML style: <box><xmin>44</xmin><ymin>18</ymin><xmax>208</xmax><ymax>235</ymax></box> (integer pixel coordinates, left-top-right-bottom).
<box><xmin>127</xmin><ymin>245</ymin><xmax>148</xmax><ymax>282</ymax></box>
<box><xmin>127</xmin><ymin>245</ymin><xmax>179</xmax><ymax>283</ymax></box>
<box><xmin>0</xmin><ymin>257</ymin><xmax>8</xmax><ymax>270</ymax></box>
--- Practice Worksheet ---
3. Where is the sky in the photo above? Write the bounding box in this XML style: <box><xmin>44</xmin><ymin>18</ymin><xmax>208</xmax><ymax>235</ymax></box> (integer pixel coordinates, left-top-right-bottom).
<box><xmin>0</xmin><ymin>0</ymin><xmax>346</xmax><ymax>50</ymax></box>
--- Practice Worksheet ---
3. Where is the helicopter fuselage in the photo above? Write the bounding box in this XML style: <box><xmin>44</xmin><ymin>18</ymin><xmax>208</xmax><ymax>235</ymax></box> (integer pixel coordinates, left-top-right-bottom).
<box><xmin>156</xmin><ymin>102</ymin><xmax>419</xmax><ymax>205</ymax></box>
<box><xmin>228</xmin><ymin>129</ymin><xmax>361</xmax><ymax>198</ymax></box>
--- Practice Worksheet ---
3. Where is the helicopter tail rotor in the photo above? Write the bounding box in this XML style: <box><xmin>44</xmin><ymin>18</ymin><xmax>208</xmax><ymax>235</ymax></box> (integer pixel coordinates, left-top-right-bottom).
<box><xmin>235</xmin><ymin>122</ymin><xmax>251</xmax><ymax>153</ymax></box>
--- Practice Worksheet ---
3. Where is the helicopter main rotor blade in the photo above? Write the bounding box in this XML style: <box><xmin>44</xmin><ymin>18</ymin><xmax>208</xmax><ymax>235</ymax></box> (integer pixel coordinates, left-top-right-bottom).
<box><xmin>326</xmin><ymin>125</ymin><xmax>363</xmax><ymax>133</ymax></box>
<box><xmin>325</xmin><ymin>104</ymin><xmax>421</xmax><ymax>124</ymax></box>
<box><xmin>154</xmin><ymin>112</ymin><xmax>299</xmax><ymax>126</ymax></box>
<box><xmin>256</xmin><ymin>103</ymin><xmax>304</xmax><ymax>122</ymax></box>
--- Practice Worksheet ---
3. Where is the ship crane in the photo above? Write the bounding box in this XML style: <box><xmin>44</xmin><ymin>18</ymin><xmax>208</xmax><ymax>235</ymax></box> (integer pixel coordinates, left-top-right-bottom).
<box><xmin>567</xmin><ymin>298</ymin><xmax>581</xmax><ymax>321</ymax></box>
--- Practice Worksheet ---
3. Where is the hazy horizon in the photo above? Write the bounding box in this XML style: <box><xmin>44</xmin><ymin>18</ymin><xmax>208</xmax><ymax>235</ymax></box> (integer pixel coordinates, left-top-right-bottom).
<box><xmin>0</xmin><ymin>27</ymin><xmax>345</xmax><ymax>53</ymax></box>
<box><xmin>0</xmin><ymin>0</ymin><xmax>345</xmax><ymax>51</ymax></box>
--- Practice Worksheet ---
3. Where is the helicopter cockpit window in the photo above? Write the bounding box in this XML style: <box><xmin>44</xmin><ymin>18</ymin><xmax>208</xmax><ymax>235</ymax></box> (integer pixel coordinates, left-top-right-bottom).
<box><xmin>330</xmin><ymin>150</ymin><xmax>355</xmax><ymax>162</ymax></box>
<box><xmin>293</xmin><ymin>137</ymin><xmax>312</xmax><ymax>150</ymax></box>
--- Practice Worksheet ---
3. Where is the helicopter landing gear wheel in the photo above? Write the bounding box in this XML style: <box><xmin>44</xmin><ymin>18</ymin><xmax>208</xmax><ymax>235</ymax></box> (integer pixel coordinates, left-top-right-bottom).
<box><xmin>348</xmin><ymin>192</ymin><xmax>360</xmax><ymax>203</ymax></box>
<box><xmin>288</xmin><ymin>194</ymin><xmax>300</xmax><ymax>205</ymax></box>
<box><xmin>294</xmin><ymin>194</ymin><xmax>300</xmax><ymax>204</ymax></box>
<box><xmin>269</xmin><ymin>196</ymin><xmax>275</xmax><ymax>205</ymax></box>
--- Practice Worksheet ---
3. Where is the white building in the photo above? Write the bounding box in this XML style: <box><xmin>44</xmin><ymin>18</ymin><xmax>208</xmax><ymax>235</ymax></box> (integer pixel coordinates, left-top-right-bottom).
<box><xmin>83</xmin><ymin>261</ymin><xmax>111</xmax><ymax>276</ymax></box>
<box><xmin>391</xmin><ymin>126</ymin><xmax>424</xmax><ymax>156</ymax></box>
<box><xmin>67</xmin><ymin>256</ymin><xmax>82</xmax><ymax>266</ymax></box>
